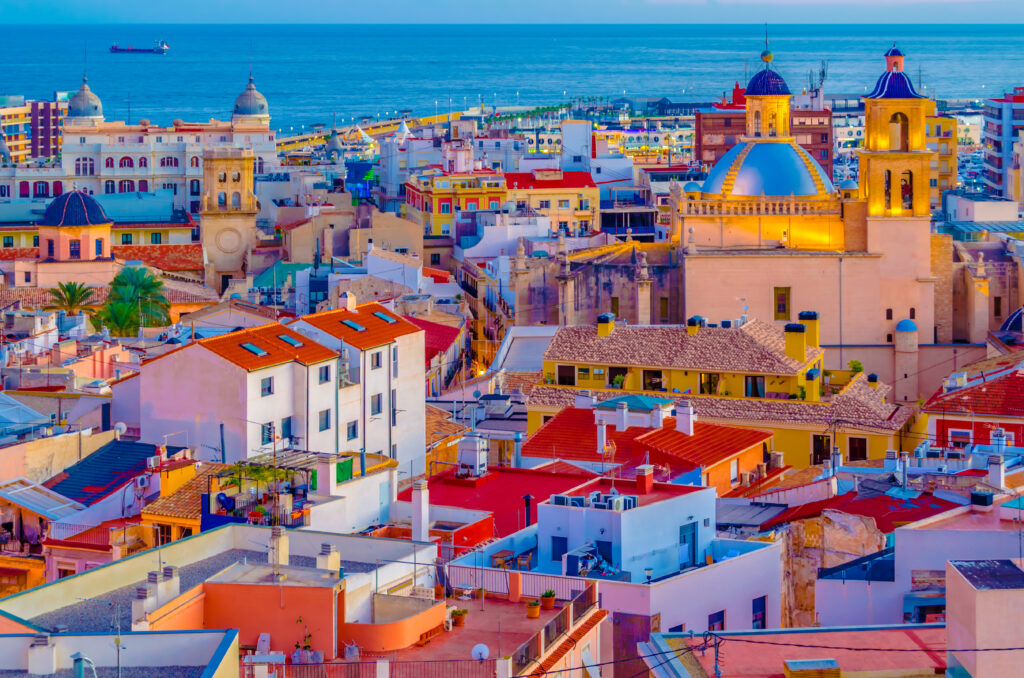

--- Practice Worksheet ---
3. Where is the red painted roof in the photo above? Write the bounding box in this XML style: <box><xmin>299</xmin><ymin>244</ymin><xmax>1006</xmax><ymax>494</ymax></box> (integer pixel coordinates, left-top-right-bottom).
<box><xmin>396</xmin><ymin>466</ymin><xmax>595</xmax><ymax>537</ymax></box>
<box><xmin>294</xmin><ymin>302</ymin><xmax>422</xmax><ymax>351</ymax></box>
<box><xmin>760</xmin><ymin>491</ymin><xmax>958</xmax><ymax>533</ymax></box>
<box><xmin>112</xmin><ymin>243</ymin><xmax>204</xmax><ymax>272</ymax></box>
<box><xmin>639</xmin><ymin>418</ymin><xmax>772</xmax><ymax>469</ymax></box>
<box><xmin>403</xmin><ymin>315</ymin><xmax>462</xmax><ymax>366</ymax></box>
<box><xmin>422</xmin><ymin>266</ymin><xmax>451</xmax><ymax>283</ymax></box>
<box><xmin>504</xmin><ymin>171</ymin><xmax>597</xmax><ymax>190</ymax></box>
<box><xmin>955</xmin><ymin>468</ymin><xmax>988</xmax><ymax>477</ymax></box>
<box><xmin>277</xmin><ymin>218</ymin><xmax>312</xmax><ymax>232</ymax></box>
<box><xmin>922</xmin><ymin>368</ymin><xmax>1024</xmax><ymax>418</ymax></box>
<box><xmin>0</xmin><ymin>247</ymin><xmax>38</xmax><ymax>261</ymax></box>
<box><xmin>522</xmin><ymin>407</ymin><xmax>648</xmax><ymax>465</ymax></box>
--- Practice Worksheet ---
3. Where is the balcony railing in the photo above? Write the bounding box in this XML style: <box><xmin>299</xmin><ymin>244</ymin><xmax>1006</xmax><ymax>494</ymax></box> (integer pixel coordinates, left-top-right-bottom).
<box><xmin>675</xmin><ymin>193</ymin><xmax>840</xmax><ymax>217</ymax></box>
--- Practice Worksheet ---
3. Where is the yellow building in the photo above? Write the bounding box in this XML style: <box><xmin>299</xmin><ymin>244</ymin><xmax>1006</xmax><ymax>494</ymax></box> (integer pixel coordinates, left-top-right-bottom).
<box><xmin>926</xmin><ymin>114</ymin><xmax>958</xmax><ymax>209</ymax></box>
<box><xmin>141</xmin><ymin>461</ymin><xmax>228</xmax><ymax>545</ymax></box>
<box><xmin>404</xmin><ymin>169</ymin><xmax>507</xmax><ymax>236</ymax></box>
<box><xmin>527</xmin><ymin>313</ymin><xmax>922</xmax><ymax>468</ymax></box>
<box><xmin>0</xmin><ymin>101</ymin><xmax>31</xmax><ymax>164</ymax></box>
<box><xmin>198</xmin><ymin>147</ymin><xmax>259</xmax><ymax>291</ymax></box>
<box><xmin>504</xmin><ymin>169</ymin><xmax>599</xmax><ymax>235</ymax></box>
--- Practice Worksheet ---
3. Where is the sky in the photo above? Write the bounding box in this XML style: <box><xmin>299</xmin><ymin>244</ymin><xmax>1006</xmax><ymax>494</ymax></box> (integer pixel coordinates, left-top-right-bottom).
<box><xmin>7</xmin><ymin>0</ymin><xmax>1024</xmax><ymax>24</ymax></box>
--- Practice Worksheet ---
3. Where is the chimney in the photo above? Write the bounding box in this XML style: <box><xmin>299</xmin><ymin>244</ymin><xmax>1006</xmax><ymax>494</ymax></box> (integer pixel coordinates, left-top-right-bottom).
<box><xmin>596</xmin><ymin>420</ymin><xmax>607</xmax><ymax>457</ymax></box>
<box><xmin>615</xmin><ymin>401</ymin><xmax>629</xmax><ymax>431</ymax></box>
<box><xmin>867</xmin><ymin>373</ymin><xmax>879</xmax><ymax>389</ymax></box>
<box><xmin>523</xmin><ymin>494</ymin><xmax>534</xmax><ymax>526</ymax></box>
<box><xmin>798</xmin><ymin>311</ymin><xmax>820</xmax><ymax>348</ymax></box>
<box><xmin>340</xmin><ymin>291</ymin><xmax>357</xmax><ymax>311</ymax></box>
<box><xmin>899</xmin><ymin>451</ymin><xmax>909</xmax><ymax>488</ymax></box>
<box><xmin>574</xmin><ymin>391</ymin><xmax>596</xmax><ymax>409</ymax></box>
<box><xmin>160</xmin><ymin>565</ymin><xmax>180</xmax><ymax>602</ymax></box>
<box><xmin>316</xmin><ymin>455</ymin><xmax>340</xmax><ymax>496</ymax></box>
<box><xmin>650</xmin><ymin>404</ymin><xmax>667</xmax><ymax>428</ymax></box>
<box><xmin>804</xmin><ymin>368</ymin><xmax>820</xmax><ymax>402</ymax></box>
<box><xmin>29</xmin><ymin>635</ymin><xmax>56</xmax><ymax>676</ymax></box>
<box><xmin>831</xmin><ymin>446</ymin><xmax>842</xmax><ymax>472</ymax></box>
<box><xmin>269</xmin><ymin>526</ymin><xmax>289</xmax><ymax>568</ymax></box>
<box><xmin>132</xmin><ymin>585</ymin><xmax>152</xmax><ymax>623</ymax></box>
<box><xmin>992</xmin><ymin>428</ymin><xmax>1007</xmax><ymax>455</ymax></box>
<box><xmin>412</xmin><ymin>479</ymin><xmax>430</xmax><ymax>543</ymax></box>
<box><xmin>317</xmin><ymin>543</ymin><xmax>342</xmax><ymax>573</ymax></box>
<box><xmin>769</xmin><ymin>451</ymin><xmax>785</xmax><ymax>470</ymax></box>
<box><xmin>784</xmin><ymin>323</ymin><xmax>807</xmax><ymax>363</ymax></box>
<box><xmin>686</xmin><ymin>315</ymin><xmax>701</xmax><ymax>336</ymax></box>
<box><xmin>675</xmin><ymin>401</ymin><xmax>695</xmax><ymax>436</ymax></box>
<box><xmin>636</xmin><ymin>464</ymin><xmax>654</xmax><ymax>494</ymax></box>
<box><xmin>988</xmin><ymin>455</ymin><xmax>1005</xmax><ymax>489</ymax></box>
<box><xmin>597</xmin><ymin>312</ymin><xmax>615</xmax><ymax>337</ymax></box>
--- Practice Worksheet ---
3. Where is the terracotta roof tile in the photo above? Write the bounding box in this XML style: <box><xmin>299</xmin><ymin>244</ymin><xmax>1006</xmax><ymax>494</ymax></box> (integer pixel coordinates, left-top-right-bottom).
<box><xmin>426</xmin><ymin>405</ymin><xmax>467</xmax><ymax>446</ymax></box>
<box><xmin>199</xmin><ymin>323</ymin><xmax>337</xmax><ymax>371</ymax></box>
<box><xmin>111</xmin><ymin>244</ymin><xmax>205</xmax><ymax>272</ymax></box>
<box><xmin>404</xmin><ymin>315</ymin><xmax>463</xmax><ymax>366</ymax></box>
<box><xmin>142</xmin><ymin>462</ymin><xmax>228</xmax><ymax>520</ymax></box>
<box><xmin>528</xmin><ymin>608</ymin><xmax>608</xmax><ymax>676</ymax></box>
<box><xmin>543</xmin><ymin>320</ymin><xmax>821</xmax><ymax>375</ymax></box>
<box><xmin>922</xmin><ymin>367</ymin><xmax>1024</xmax><ymax>418</ymax></box>
<box><xmin>293</xmin><ymin>302</ymin><xmax>421</xmax><ymax>351</ymax></box>
<box><xmin>0</xmin><ymin>247</ymin><xmax>39</xmax><ymax>261</ymax></box>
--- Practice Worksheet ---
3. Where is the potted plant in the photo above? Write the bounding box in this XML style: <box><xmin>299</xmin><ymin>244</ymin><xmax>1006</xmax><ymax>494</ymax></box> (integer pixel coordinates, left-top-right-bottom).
<box><xmin>526</xmin><ymin>600</ymin><xmax>541</xmax><ymax>618</ymax></box>
<box><xmin>540</xmin><ymin>589</ymin><xmax>556</xmax><ymax>610</ymax></box>
<box><xmin>611</xmin><ymin>373</ymin><xmax>625</xmax><ymax>389</ymax></box>
<box><xmin>434</xmin><ymin>582</ymin><xmax>445</xmax><ymax>600</ymax></box>
<box><xmin>451</xmin><ymin>608</ymin><xmax>468</xmax><ymax>627</ymax></box>
<box><xmin>294</xmin><ymin>617</ymin><xmax>313</xmax><ymax>663</ymax></box>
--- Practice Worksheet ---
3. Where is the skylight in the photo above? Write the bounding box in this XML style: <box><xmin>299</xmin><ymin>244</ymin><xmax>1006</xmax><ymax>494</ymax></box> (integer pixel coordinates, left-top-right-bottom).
<box><xmin>373</xmin><ymin>311</ymin><xmax>397</xmax><ymax>324</ymax></box>
<box><xmin>240</xmin><ymin>342</ymin><xmax>269</xmax><ymax>357</ymax></box>
<box><xmin>278</xmin><ymin>334</ymin><xmax>303</xmax><ymax>347</ymax></box>
<box><xmin>341</xmin><ymin>319</ymin><xmax>366</xmax><ymax>332</ymax></box>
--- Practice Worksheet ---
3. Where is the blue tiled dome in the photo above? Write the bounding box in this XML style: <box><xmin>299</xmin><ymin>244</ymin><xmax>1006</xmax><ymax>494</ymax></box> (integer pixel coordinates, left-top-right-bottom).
<box><xmin>884</xmin><ymin>45</ymin><xmax>904</xmax><ymax>57</ymax></box>
<box><xmin>1000</xmin><ymin>307</ymin><xmax>1022</xmax><ymax>333</ymax></box>
<box><xmin>839</xmin><ymin>178</ymin><xmax>858</xmax><ymax>190</ymax></box>
<box><xmin>233</xmin><ymin>75</ymin><xmax>269</xmax><ymax>117</ymax></box>
<box><xmin>683</xmin><ymin>181</ymin><xmax>702</xmax><ymax>192</ymax></box>
<box><xmin>746</xmin><ymin>68</ymin><xmax>791</xmax><ymax>96</ymax></box>
<box><xmin>896</xmin><ymin>319</ymin><xmax>917</xmax><ymax>332</ymax></box>
<box><xmin>702</xmin><ymin>140</ymin><xmax>834</xmax><ymax>198</ymax></box>
<box><xmin>39</xmin><ymin>191</ymin><xmax>111</xmax><ymax>227</ymax></box>
<box><xmin>866</xmin><ymin>70</ymin><xmax>925</xmax><ymax>99</ymax></box>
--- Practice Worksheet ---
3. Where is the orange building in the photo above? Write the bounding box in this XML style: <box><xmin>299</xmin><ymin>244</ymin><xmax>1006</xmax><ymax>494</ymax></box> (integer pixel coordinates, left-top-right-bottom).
<box><xmin>404</xmin><ymin>168</ymin><xmax>507</xmax><ymax>236</ymax></box>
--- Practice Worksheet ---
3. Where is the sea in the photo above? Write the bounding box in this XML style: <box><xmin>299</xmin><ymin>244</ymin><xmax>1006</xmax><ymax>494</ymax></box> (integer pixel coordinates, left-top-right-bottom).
<box><xmin>3</xmin><ymin>24</ymin><xmax>1023</xmax><ymax>132</ymax></box>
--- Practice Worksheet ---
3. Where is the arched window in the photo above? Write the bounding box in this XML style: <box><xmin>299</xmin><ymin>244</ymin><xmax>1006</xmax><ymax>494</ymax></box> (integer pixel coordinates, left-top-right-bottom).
<box><xmin>118</xmin><ymin>179</ymin><xmax>135</xmax><ymax>193</ymax></box>
<box><xmin>217</xmin><ymin>191</ymin><xmax>227</xmax><ymax>208</ymax></box>
<box><xmin>138</xmin><ymin>179</ymin><xmax>149</xmax><ymax>192</ymax></box>
<box><xmin>105</xmin><ymin>157</ymin><xmax>114</xmax><ymax>168</ymax></box>
<box><xmin>883</xmin><ymin>170</ymin><xmax>892</xmax><ymax>210</ymax></box>
<box><xmin>753</xmin><ymin>111</ymin><xmax>761</xmax><ymax>136</ymax></box>
<box><xmin>889</xmin><ymin>112</ymin><xmax>909</xmax><ymax>152</ymax></box>
<box><xmin>0</xmin><ymin>186</ymin><xmax>8</xmax><ymax>198</ymax></box>
<box><xmin>768</xmin><ymin>112</ymin><xmax>777</xmax><ymax>137</ymax></box>
<box><xmin>218</xmin><ymin>172</ymin><xmax>226</xmax><ymax>183</ymax></box>
<box><xmin>53</xmin><ymin>181</ymin><xmax>63</xmax><ymax>196</ymax></box>
<box><xmin>138</xmin><ymin>157</ymin><xmax>148</xmax><ymax>168</ymax></box>
<box><xmin>160</xmin><ymin>156</ymin><xmax>179</xmax><ymax>168</ymax></box>
<box><xmin>900</xmin><ymin>170</ymin><xmax>913</xmax><ymax>210</ymax></box>
<box><xmin>189</xmin><ymin>179</ymin><xmax>201</xmax><ymax>196</ymax></box>
<box><xmin>119</xmin><ymin>157</ymin><xmax>133</xmax><ymax>168</ymax></box>
<box><xmin>231</xmin><ymin>171</ymin><xmax>240</xmax><ymax>182</ymax></box>
<box><xmin>33</xmin><ymin>182</ymin><xmax>49</xmax><ymax>198</ymax></box>
<box><xmin>909</xmin><ymin>307</ymin><xmax>916</xmax><ymax>320</ymax></box>
<box><xmin>256</xmin><ymin>157</ymin><xmax>264</xmax><ymax>174</ymax></box>
<box><xmin>104</xmin><ymin>180</ymin><xmax>115</xmax><ymax>194</ymax></box>
<box><xmin>231</xmin><ymin>192</ymin><xmax>241</xmax><ymax>208</ymax></box>
<box><xmin>190</xmin><ymin>156</ymin><xmax>200</xmax><ymax>168</ymax></box>
<box><xmin>18</xmin><ymin>181</ymin><xmax>28</xmax><ymax>198</ymax></box>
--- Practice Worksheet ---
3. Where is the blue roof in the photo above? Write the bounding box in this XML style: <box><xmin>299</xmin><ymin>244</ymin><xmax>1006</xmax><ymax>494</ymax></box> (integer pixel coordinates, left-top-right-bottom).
<box><xmin>1001</xmin><ymin>307</ymin><xmax>1022</xmax><ymax>333</ymax></box>
<box><xmin>866</xmin><ymin>70</ymin><xmax>925</xmax><ymax>99</ymax></box>
<box><xmin>45</xmin><ymin>440</ymin><xmax>183</xmax><ymax>506</ymax></box>
<box><xmin>702</xmin><ymin>140</ymin><xmax>834</xmax><ymax>198</ymax></box>
<box><xmin>594</xmin><ymin>394</ymin><xmax>673</xmax><ymax>412</ymax></box>
<box><xmin>839</xmin><ymin>178</ymin><xmax>858</xmax><ymax>190</ymax></box>
<box><xmin>884</xmin><ymin>45</ymin><xmax>905</xmax><ymax>57</ymax></box>
<box><xmin>745</xmin><ymin>67</ymin><xmax>791</xmax><ymax>96</ymax></box>
<box><xmin>39</xmin><ymin>191</ymin><xmax>111</xmax><ymax>227</ymax></box>
<box><xmin>683</xmin><ymin>181</ymin><xmax>702</xmax><ymax>192</ymax></box>
<box><xmin>896</xmin><ymin>319</ymin><xmax>918</xmax><ymax>332</ymax></box>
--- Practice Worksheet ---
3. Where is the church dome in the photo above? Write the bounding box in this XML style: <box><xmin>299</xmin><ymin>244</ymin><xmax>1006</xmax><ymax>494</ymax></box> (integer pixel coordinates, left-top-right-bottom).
<box><xmin>866</xmin><ymin>70</ymin><xmax>924</xmax><ymax>99</ymax></box>
<box><xmin>746</xmin><ymin>68</ymin><xmax>791</xmax><ymax>96</ymax></box>
<box><xmin>839</xmin><ymin>178</ymin><xmax>858</xmax><ymax>190</ymax></box>
<box><xmin>39</xmin><ymin>190</ymin><xmax>111</xmax><ymax>227</ymax></box>
<box><xmin>702</xmin><ymin>140</ymin><xmax>834</xmax><ymax>198</ymax></box>
<box><xmin>896</xmin><ymin>319</ymin><xmax>918</xmax><ymax>332</ymax></box>
<box><xmin>683</xmin><ymin>181</ymin><xmax>702</xmax><ymax>192</ymax></box>
<box><xmin>67</xmin><ymin>77</ymin><xmax>103</xmax><ymax>119</ymax></box>
<box><xmin>233</xmin><ymin>75</ymin><xmax>269</xmax><ymax>117</ymax></box>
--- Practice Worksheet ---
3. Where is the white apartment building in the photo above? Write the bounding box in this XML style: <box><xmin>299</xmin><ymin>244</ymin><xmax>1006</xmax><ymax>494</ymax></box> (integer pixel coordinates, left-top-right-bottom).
<box><xmin>139</xmin><ymin>323</ymin><xmax>344</xmax><ymax>462</ymax></box>
<box><xmin>289</xmin><ymin>295</ymin><xmax>427</xmax><ymax>478</ymax></box>
<box><xmin>0</xmin><ymin>76</ymin><xmax>279</xmax><ymax>214</ymax></box>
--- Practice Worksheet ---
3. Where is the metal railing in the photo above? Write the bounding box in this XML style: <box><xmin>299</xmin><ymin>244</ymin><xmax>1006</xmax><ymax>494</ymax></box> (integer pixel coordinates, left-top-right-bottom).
<box><xmin>242</xmin><ymin>660</ymin><xmax>496</xmax><ymax>678</ymax></box>
<box><xmin>520</xmin><ymin>572</ymin><xmax>585</xmax><ymax>601</ymax></box>
<box><xmin>46</xmin><ymin>523</ymin><xmax>106</xmax><ymax>545</ymax></box>
<box><xmin>542</xmin><ymin>606</ymin><xmax>570</xmax><ymax>648</ymax></box>
<box><xmin>447</xmin><ymin>564</ymin><xmax>509</xmax><ymax>594</ymax></box>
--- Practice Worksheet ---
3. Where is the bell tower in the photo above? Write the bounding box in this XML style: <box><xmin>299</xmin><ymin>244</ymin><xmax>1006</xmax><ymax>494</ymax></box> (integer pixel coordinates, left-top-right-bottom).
<box><xmin>859</xmin><ymin>45</ymin><xmax>936</xmax><ymax>217</ymax></box>
<box><xmin>198</xmin><ymin>147</ymin><xmax>259</xmax><ymax>291</ymax></box>
<box><xmin>744</xmin><ymin>48</ymin><xmax>792</xmax><ymax>139</ymax></box>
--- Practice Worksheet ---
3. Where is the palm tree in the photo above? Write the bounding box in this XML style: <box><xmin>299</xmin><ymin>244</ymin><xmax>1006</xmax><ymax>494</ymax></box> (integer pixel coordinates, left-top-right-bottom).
<box><xmin>94</xmin><ymin>300</ymin><xmax>140</xmax><ymax>337</ymax></box>
<box><xmin>45</xmin><ymin>282</ymin><xmax>95</xmax><ymax>316</ymax></box>
<box><xmin>106</xmin><ymin>267</ymin><xmax>171</xmax><ymax>327</ymax></box>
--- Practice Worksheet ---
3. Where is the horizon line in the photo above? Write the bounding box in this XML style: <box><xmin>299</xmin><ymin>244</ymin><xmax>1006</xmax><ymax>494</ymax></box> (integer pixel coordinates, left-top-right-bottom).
<box><xmin>8</xmin><ymin>21</ymin><xmax>1024</xmax><ymax>26</ymax></box>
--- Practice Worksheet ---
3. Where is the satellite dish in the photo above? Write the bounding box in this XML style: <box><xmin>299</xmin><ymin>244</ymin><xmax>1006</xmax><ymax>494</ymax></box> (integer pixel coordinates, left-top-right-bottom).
<box><xmin>473</xmin><ymin>390</ymin><xmax>482</xmax><ymax>399</ymax></box>
<box><xmin>114</xmin><ymin>422</ymin><xmax>128</xmax><ymax>435</ymax></box>
<box><xmin>471</xmin><ymin>644</ymin><xmax>490</xmax><ymax>661</ymax></box>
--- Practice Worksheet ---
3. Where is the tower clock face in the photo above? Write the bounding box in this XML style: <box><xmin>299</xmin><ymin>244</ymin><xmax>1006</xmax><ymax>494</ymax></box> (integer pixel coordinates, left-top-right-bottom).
<box><xmin>215</xmin><ymin>227</ymin><xmax>242</xmax><ymax>254</ymax></box>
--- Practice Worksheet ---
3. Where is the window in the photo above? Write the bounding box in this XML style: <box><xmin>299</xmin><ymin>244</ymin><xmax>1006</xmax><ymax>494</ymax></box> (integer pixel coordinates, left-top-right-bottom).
<box><xmin>138</xmin><ymin>179</ymin><xmax>148</xmax><ymax>192</ymax></box>
<box><xmin>232</xmin><ymin>172</ymin><xmax>240</xmax><ymax>182</ymax></box>
<box><xmin>995</xmin><ymin>296</ymin><xmax>1003</xmax><ymax>317</ymax></box>
<box><xmin>773</xmin><ymin>287</ymin><xmax>791</xmax><ymax>321</ymax></box>
<box><xmin>744</xmin><ymin>376</ymin><xmax>765</xmax><ymax>398</ymax></box>
<box><xmin>217</xmin><ymin>191</ymin><xmax>226</xmax><ymax>207</ymax></box>
<box><xmin>660</xmin><ymin>297</ymin><xmax>669</xmax><ymax>322</ymax></box>
<box><xmin>610</xmin><ymin>296</ymin><xmax>619</xmax><ymax>317</ymax></box>
<box><xmin>848</xmin><ymin>437</ymin><xmax>868</xmax><ymax>462</ymax></box>
<box><xmin>231</xmin><ymin>192</ymin><xmax>241</xmax><ymax>208</ymax></box>
<box><xmin>538</xmin><ymin>200</ymin><xmax>551</xmax><ymax>209</ymax></box>
<box><xmin>909</xmin><ymin>307</ymin><xmax>916</xmax><ymax>320</ymax></box>
<box><xmin>119</xmin><ymin>156</ymin><xmax>133</xmax><ymax>168</ymax></box>
<box><xmin>730</xmin><ymin>459</ymin><xmax>740</xmax><ymax>484</ymax></box>
<box><xmin>69</xmin><ymin>239</ymin><xmax>81</xmax><ymax>260</ymax></box>
<box><xmin>105</xmin><ymin>157</ymin><xmax>114</xmax><ymax>168</ymax></box>
<box><xmin>699</xmin><ymin>373</ymin><xmax>720</xmax><ymax>395</ymax></box>
<box><xmin>319</xmin><ymin>409</ymin><xmax>331</xmax><ymax>431</ymax></box>
<box><xmin>392</xmin><ymin>346</ymin><xmax>399</xmax><ymax>377</ymax></box>
<box><xmin>886</xmin><ymin>308</ymin><xmax>893</xmax><ymax>320</ymax></box>
<box><xmin>155</xmin><ymin>523</ymin><xmax>172</xmax><ymax>546</ymax></box>
<box><xmin>32</xmin><ymin>235</ymin><xmax>38</xmax><ymax>247</ymax></box>
<box><xmin>46</xmin><ymin>240</ymin><xmax>54</xmax><ymax>258</ymax></box>
<box><xmin>558</xmin><ymin>199</ymin><xmax>570</xmax><ymax>208</ymax></box>
<box><xmin>430</xmin><ymin>253</ymin><xmax>441</xmax><ymax>266</ymax></box>
<box><xmin>189</xmin><ymin>179</ymin><xmax>200</xmax><ymax>196</ymax></box>
<box><xmin>95</xmin><ymin>239</ymin><xmax>103</xmax><ymax>256</ymax></box>
<box><xmin>391</xmin><ymin>388</ymin><xmax>397</xmax><ymax>426</ymax></box>
<box><xmin>57</xmin><ymin>566</ymin><xmax>76</xmax><ymax>579</ymax></box>
<box><xmin>948</xmin><ymin>429</ymin><xmax>972</xmax><ymax>449</ymax></box>
<box><xmin>261</xmin><ymin>376</ymin><xmax>274</xmax><ymax>396</ymax></box>
<box><xmin>118</xmin><ymin>179</ymin><xmax>134</xmax><ymax>193</ymax></box>
<box><xmin>319</xmin><ymin>365</ymin><xmax>331</xmax><ymax>383</ymax></box>
<box><xmin>752</xmin><ymin>597</ymin><xmax>766</xmax><ymax>629</ymax></box>
<box><xmin>371</xmin><ymin>394</ymin><xmax>383</xmax><ymax>416</ymax></box>
<box><xmin>347</xmin><ymin>420</ymin><xmax>358</xmax><ymax>441</ymax></box>
<box><xmin>556</xmin><ymin>365</ymin><xmax>576</xmax><ymax>386</ymax></box>
<box><xmin>371</xmin><ymin>351</ymin><xmax>382</xmax><ymax>369</ymax></box>
<box><xmin>150</xmin><ymin>233</ymin><xmax>162</xmax><ymax>244</ymax></box>
<box><xmin>1</xmin><ymin>237</ymin><xmax>12</xmax><ymax>248</ymax></box>
<box><xmin>121</xmin><ymin>233</ymin><xmax>132</xmax><ymax>245</ymax></box>
<box><xmin>280</xmin><ymin>416</ymin><xmax>292</xmax><ymax>441</ymax></box>
<box><xmin>0</xmin><ymin>186</ymin><xmax>7</xmax><ymax>198</ymax></box>
<box><xmin>708</xmin><ymin>610</ymin><xmax>725</xmax><ymax>631</ymax></box>
<box><xmin>551</xmin><ymin>536</ymin><xmax>568</xmax><ymax>561</ymax></box>
<box><xmin>439</xmin><ymin>203</ymin><xmax>451</xmax><ymax>214</ymax></box>
<box><xmin>812</xmin><ymin>434</ymin><xmax>831</xmax><ymax>465</ymax></box>
<box><xmin>190</xmin><ymin>156</ymin><xmax>199</xmax><ymax>168</ymax></box>
<box><xmin>139</xmin><ymin>157</ymin><xmax>148</xmax><ymax>168</ymax></box>
<box><xmin>261</xmin><ymin>422</ymin><xmax>273</xmax><ymax>445</ymax></box>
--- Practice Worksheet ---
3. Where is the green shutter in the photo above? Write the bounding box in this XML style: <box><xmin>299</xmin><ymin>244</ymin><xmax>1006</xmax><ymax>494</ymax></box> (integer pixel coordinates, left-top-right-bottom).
<box><xmin>310</xmin><ymin>469</ymin><xmax>317</xmax><ymax>492</ymax></box>
<box><xmin>336</xmin><ymin>457</ymin><xmax>354</xmax><ymax>483</ymax></box>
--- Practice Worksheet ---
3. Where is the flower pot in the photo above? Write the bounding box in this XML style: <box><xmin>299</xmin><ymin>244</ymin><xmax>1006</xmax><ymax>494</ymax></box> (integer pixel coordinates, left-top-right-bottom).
<box><xmin>452</xmin><ymin>613</ymin><xmax>467</xmax><ymax>627</ymax></box>
<box><xmin>434</xmin><ymin>584</ymin><xmax>445</xmax><ymax>600</ymax></box>
<box><xmin>541</xmin><ymin>595</ymin><xmax>555</xmax><ymax>610</ymax></box>
<box><xmin>526</xmin><ymin>604</ymin><xmax>540</xmax><ymax>619</ymax></box>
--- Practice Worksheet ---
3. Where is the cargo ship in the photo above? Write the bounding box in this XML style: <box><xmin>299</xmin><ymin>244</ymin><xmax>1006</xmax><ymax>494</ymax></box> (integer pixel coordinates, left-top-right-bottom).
<box><xmin>110</xmin><ymin>40</ymin><xmax>169</xmax><ymax>55</ymax></box>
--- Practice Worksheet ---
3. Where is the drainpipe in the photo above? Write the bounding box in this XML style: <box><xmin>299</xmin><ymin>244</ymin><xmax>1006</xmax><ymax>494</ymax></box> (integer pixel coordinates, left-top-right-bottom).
<box><xmin>523</xmin><ymin>493</ymin><xmax>534</xmax><ymax>526</ymax></box>
<box><xmin>513</xmin><ymin>431</ymin><xmax>522</xmax><ymax>468</ymax></box>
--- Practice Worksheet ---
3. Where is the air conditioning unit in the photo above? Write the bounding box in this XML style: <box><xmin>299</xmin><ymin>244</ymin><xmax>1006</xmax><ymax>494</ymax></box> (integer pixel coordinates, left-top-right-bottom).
<box><xmin>551</xmin><ymin>495</ymin><xmax>569</xmax><ymax>506</ymax></box>
<box><xmin>610</xmin><ymin>496</ymin><xmax>626</xmax><ymax>511</ymax></box>
<box><xmin>146</xmin><ymin>456</ymin><xmax>160</xmax><ymax>469</ymax></box>
<box><xmin>135</xmin><ymin>475</ymin><xmax>151</xmax><ymax>489</ymax></box>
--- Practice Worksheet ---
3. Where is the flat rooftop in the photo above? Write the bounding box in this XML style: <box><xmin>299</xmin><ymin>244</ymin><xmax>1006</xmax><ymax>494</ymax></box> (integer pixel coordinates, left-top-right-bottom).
<box><xmin>912</xmin><ymin>505</ymin><xmax>1022</xmax><ymax>532</ymax></box>
<box><xmin>207</xmin><ymin>562</ymin><xmax>343</xmax><ymax>588</ymax></box>
<box><xmin>563</xmin><ymin>477</ymin><xmax>703</xmax><ymax>507</ymax></box>
<box><xmin>951</xmin><ymin>559</ymin><xmax>1024</xmax><ymax>590</ymax></box>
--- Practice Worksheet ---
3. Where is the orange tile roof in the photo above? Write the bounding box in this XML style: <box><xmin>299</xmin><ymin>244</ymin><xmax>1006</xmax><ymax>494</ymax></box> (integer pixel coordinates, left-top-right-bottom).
<box><xmin>528</xmin><ymin>608</ymin><xmax>608</xmax><ymax>676</ymax></box>
<box><xmin>111</xmin><ymin>244</ymin><xmax>205</xmax><ymax>272</ymax></box>
<box><xmin>0</xmin><ymin>247</ymin><xmax>38</xmax><ymax>261</ymax></box>
<box><xmin>637</xmin><ymin>419</ymin><xmax>772</xmax><ymax>469</ymax></box>
<box><xmin>199</xmin><ymin>323</ymin><xmax>337</xmax><ymax>371</ymax></box>
<box><xmin>293</xmin><ymin>302</ymin><xmax>421</xmax><ymax>350</ymax></box>
<box><xmin>142</xmin><ymin>462</ymin><xmax>227</xmax><ymax>521</ymax></box>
